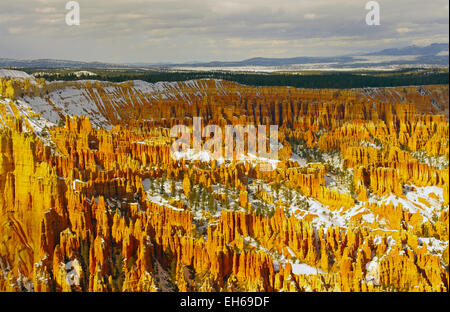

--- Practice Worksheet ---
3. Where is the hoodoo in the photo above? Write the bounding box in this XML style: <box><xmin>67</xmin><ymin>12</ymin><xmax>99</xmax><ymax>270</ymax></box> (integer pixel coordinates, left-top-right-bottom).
<box><xmin>0</xmin><ymin>72</ymin><xmax>448</xmax><ymax>292</ymax></box>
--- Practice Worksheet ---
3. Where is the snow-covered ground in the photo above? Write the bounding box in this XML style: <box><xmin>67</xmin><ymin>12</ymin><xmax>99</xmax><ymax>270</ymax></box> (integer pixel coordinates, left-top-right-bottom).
<box><xmin>0</xmin><ymin>69</ymin><xmax>32</xmax><ymax>79</ymax></box>
<box><xmin>0</xmin><ymin>97</ymin><xmax>56</xmax><ymax>147</ymax></box>
<box><xmin>370</xmin><ymin>185</ymin><xmax>446</xmax><ymax>222</ymax></box>
<box><xmin>74</xmin><ymin>71</ymin><xmax>97</xmax><ymax>77</ymax></box>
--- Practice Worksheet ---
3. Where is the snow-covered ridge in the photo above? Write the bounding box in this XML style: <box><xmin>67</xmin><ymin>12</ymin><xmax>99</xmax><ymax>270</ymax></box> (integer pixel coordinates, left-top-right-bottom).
<box><xmin>3</xmin><ymin>74</ymin><xmax>228</xmax><ymax>129</ymax></box>
<box><xmin>0</xmin><ymin>69</ymin><xmax>32</xmax><ymax>79</ymax></box>
<box><xmin>1</xmin><ymin>69</ymin><xmax>448</xmax><ymax>131</ymax></box>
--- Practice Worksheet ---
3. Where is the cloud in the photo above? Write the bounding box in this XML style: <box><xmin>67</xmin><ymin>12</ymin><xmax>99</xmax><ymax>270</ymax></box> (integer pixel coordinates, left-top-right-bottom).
<box><xmin>0</xmin><ymin>0</ymin><xmax>448</xmax><ymax>62</ymax></box>
<box><xmin>8</xmin><ymin>27</ymin><xmax>25</xmax><ymax>35</ymax></box>
<box><xmin>35</xmin><ymin>7</ymin><xmax>57</xmax><ymax>13</ymax></box>
<box><xmin>396</xmin><ymin>27</ymin><xmax>412</xmax><ymax>33</ymax></box>
<box><xmin>304</xmin><ymin>13</ymin><xmax>317</xmax><ymax>20</ymax></box>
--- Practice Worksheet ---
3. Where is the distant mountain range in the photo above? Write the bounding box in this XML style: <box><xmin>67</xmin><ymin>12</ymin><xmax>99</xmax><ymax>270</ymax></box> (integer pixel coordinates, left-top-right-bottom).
<box><xmin>1</xmin><ymin>43</ymin><xmax>448</xmax><ymax>70</ymax></box>
<box><xmin>0</xmin><ymin>58</ymin><xmax>129</xmax><ymax>69</ymax></box>
<box><xmin>175</xmin><ymin>43</ymin><xmax>449</xmax><ymax>69</ymax></box>
<box><xmin>366</xmin><ymin>43</ymin><xmax>448</xmax><ymax>56</ymax></box>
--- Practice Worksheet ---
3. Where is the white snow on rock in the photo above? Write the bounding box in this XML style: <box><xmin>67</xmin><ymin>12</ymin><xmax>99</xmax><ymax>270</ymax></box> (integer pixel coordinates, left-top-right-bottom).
<box><xmin>64</xmin><ymin>259</ymin><xmax>82</xmax><ymax>287</ymax></box>
<box><xmin>142</xmin><ymin>178</ymin><xmax>151</xmax><ymax>191</ymax></box>
<box><xmin>172</xmin><ymin>148</ymin><xmax>215</xmax><ymax>162</ymax></box>
<box><xmin>365</xmin><ymin>257</ymin><xmax>380</xmax><ymax>285</ymax></box>
<box><xmin>371</xmin><ymin>185</ymin><xmax>446</xmax><ymax>222</ymax></box>
<box><xmin>74</xmin><ymin>71</ymin><xmax>97</xmax><ymax>77</ymax></box>
<box><xmin>291</xmin><ymin>263</ymin><xmax>325</xmax><ymax>276</ymax></box>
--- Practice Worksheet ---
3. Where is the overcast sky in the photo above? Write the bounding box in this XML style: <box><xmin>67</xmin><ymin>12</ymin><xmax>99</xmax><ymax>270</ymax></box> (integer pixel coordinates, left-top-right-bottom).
<box><xmin>0</xmin><ymin>0</ymin><xmax>448</xmax><ymax>63</ymax></box>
